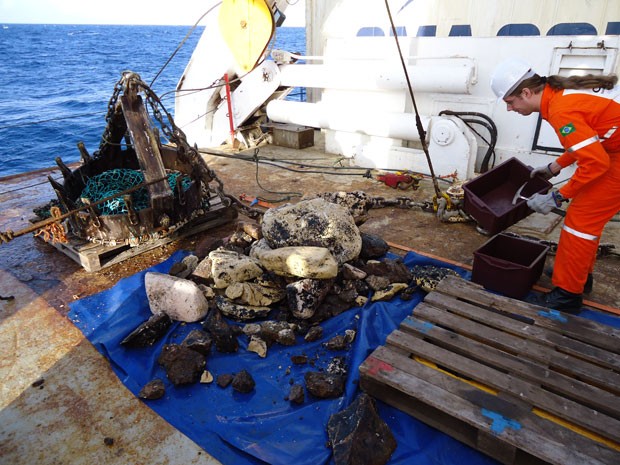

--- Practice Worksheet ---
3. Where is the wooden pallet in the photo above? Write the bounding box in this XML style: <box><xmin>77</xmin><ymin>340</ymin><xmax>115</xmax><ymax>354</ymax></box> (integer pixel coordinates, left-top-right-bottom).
<box><xmin>40</xmin><ymin>205</ymin><xmax>237</xmax><ymax>272</ymax></box>
<box><xmin>359</xmin><ymin>275</ymin><xmax>620</xmax><ymax>465</ymax></box>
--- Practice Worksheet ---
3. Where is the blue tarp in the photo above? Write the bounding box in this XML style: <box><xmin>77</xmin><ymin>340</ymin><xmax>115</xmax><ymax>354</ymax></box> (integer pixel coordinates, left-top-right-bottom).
<box><xmin>68</xmin><ymin>251</ymin><xmax>619</xmax><ymax>465</ymax></box>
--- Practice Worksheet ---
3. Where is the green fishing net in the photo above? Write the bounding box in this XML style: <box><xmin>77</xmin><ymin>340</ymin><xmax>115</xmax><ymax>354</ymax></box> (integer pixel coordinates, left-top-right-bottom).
<box><xmin>78</xmin><ymin>168</ymin><xmax>192</xmax><ymax>215</ymax></box>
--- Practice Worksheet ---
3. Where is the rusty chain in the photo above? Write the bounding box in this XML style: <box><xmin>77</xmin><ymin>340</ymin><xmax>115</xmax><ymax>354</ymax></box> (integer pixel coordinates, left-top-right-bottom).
<box><xmin>33</xmin><ymin>207</ymin><xmax>68</xmax><ymax>244</ymax></box>
<box><xmin>98</xmin><ymin>77</ymin><xmax>124</xmax><ymax>154</ymax></box>
<box><xmin>367</xmin><ymin>196</ymin><xmax>434</xmax><ymax>211</ymax></box>
<box><xmin>131</xmin><ymin>73</ymin><xmax>263</xmax><ymax>220</ymax></box>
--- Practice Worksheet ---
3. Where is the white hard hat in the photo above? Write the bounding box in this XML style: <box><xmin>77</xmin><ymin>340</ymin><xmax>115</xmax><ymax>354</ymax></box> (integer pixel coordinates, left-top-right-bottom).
<box><xmin>491</xmin><ymin>58</ymin><xmax>536</xmax><ymax>99</ymax></box>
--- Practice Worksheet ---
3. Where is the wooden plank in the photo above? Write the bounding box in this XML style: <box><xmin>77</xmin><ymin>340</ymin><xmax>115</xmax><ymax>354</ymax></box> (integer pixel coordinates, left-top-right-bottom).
<box><xmin>385</xmin><ymin>329</ymin><xmax>620</xmax><ymax>441</ymax></box>
<box><xmin>399</xmin><ymin>314</ymin><xmax>619</xmax><ymax>417</ymax></box>
<box><xmin>120</xmin><ymin>94</ymin><xmax>173</xmax><ymax>214</ymax></box>
<box><xmin>434</xmin><ymin>275</ymin><xmax>620</xmax><ymax>352</ymax></box>
<box><xmin>39</xmin><ymin>206</ymin><xmax>237</xmax><ymax>272</ymax></box>
<box><xmin>45</xmin><ymin>238</ymin><xmax>126</xmax><ymax>272</ymax></box>
<box><xmin>360</xmin><ymin>274</ymin><xmax>620</xmax><ymax>465</ymax></box>
<box><xmin>424</xmin><ymin>291</ymin><xmax>620</xmax><ymax>372</ymax></box>
<box><xmin>413</xmin><ymin>302</ymin><xmax>620</xmax><ymax>393</ymax></box>
<box><xmin>359</xmin><ymin>346</ymin><xmax>619</xmax><ymax>465</ymax></box>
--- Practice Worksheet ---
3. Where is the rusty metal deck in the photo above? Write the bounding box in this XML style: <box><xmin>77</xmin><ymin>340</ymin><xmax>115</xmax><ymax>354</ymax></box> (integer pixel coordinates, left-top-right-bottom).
<box><xmin>1</xmin><ymin>132</ymin><xmax>619</xmax><ymax>464</ymax></box>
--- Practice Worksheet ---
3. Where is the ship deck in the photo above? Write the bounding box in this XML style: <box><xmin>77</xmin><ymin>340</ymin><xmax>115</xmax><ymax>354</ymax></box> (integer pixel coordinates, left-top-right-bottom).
<box><xmin>1</xmin><ymin>131</ymin><xmax>619</xmax><ymax>464</ymax></box>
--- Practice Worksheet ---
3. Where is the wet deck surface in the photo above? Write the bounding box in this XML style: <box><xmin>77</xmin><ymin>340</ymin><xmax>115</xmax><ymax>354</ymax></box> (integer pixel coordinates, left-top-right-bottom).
<box><xmin>1</xmin><ymin>131</ymin><xmax>619</xmax><ymax>464</ymax></box>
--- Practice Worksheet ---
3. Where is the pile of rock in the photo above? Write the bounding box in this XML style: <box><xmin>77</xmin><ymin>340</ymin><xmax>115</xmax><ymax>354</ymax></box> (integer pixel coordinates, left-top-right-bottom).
<box><xmin>124</xmin><ymin>196</ymin><xmax>417</xmax><ymax>391</ymax></box>
<box><xmin>125</xmin><ymin>196</ymin><xmax>417</xmax><ymax>386</ymax></box>
<box><xmin>122</xmin><ymin>195</ymin><xmax>411</xmax><ymax>464</ymax></box>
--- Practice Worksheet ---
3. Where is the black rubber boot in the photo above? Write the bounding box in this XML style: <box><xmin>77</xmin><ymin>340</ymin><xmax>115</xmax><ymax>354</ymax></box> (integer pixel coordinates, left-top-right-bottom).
<box><xmin>525</xmin><ymin>287</ymin><xmax>583</xmax><ymax>314</ymax></box>
<box><xmin>543</xmin><ymin>267</ymin><xmax>593</xmax><ymax>294</ymax></box>
<box><xmin>584</xmin><ymin>273</ymin><xmax>593</xmax><ymax>294</ymax></box>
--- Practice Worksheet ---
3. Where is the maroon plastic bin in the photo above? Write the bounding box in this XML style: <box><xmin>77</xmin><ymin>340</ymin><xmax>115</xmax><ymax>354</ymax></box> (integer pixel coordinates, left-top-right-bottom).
<box><xmin>472</xmin><ymin>233</ymin><xmax>549</xmax><ymax>299</ymax></box>
<box><xmin>463</xmin><ymin>158</ymin><xmax>552</xmax><ymax>235</ymax></box>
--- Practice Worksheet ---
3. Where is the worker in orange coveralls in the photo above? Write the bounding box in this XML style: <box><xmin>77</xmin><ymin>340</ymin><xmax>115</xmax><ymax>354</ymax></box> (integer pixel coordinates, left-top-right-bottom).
<box><xmin>491</xmin><ymin>58</ymin><xmax>620</xmax><ymax>313</ymax></box>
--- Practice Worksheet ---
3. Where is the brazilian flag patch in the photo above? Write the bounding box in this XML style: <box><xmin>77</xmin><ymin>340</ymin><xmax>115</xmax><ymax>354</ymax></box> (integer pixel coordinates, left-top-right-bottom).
<box><xmin>559</xmin><ymin>123</ymin><xmax>576</xmax><ymax>136</ymax></box>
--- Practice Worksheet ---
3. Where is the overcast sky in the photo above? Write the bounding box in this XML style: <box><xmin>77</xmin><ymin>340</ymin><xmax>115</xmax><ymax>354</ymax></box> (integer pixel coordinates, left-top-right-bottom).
<box><xmin>1</xmin><ymin>0</ymin><xmax>305</xmax><ymax>26</ymax></box>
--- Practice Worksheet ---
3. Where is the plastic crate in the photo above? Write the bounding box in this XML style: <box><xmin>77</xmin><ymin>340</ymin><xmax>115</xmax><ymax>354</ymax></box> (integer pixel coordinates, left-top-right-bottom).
<box><xmin>463</xmin><ymin>158</ymin><xmax>552</xmax><ymax>235</ymax></box>
<box><xmin>472</xmin><ymin>233</ymin><xmax>549</xmax><ymax>299</ymax></box>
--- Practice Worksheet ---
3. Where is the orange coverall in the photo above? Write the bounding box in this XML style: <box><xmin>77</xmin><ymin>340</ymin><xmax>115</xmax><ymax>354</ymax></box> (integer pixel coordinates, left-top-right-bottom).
<box><xmin>540</xmin><ymin>85</ymin><xmax>620</xmax><ymax>294</ymax></box>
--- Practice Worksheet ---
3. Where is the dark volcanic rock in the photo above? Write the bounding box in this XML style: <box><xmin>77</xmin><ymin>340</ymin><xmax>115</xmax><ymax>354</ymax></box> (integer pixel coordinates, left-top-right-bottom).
<box><xmin>315</xmin><ymin>294</ymin><xmax>352</xmax><ymax>320</ymax></box>
<box><xmin>288</xmin><ymin>384</ymin><xmax>305</xmax><ymax>404</ymax></box>
<box><xmin>259</xmin><ymin>320</ymin><xmax>296</xmax><ymax>345</ymax></box>
<box><xmin>360</xmin><ymin>232</ymin><xmax>389</xmax><ymax>260</ymax></box>
<box><xmin>365</xmin><ymin>275</ymin><xmax>390</xmax><ymax>292</ymax></box>
<box><xmin>351</xmin><ymin>279</ymin><xmax>371</xmax><ymax>296</ymax></box>
<box><xmin>327</xmin><ymin>356</ymin><xmax>347</xmax><ymax>376</ymax></box>
<box><xmin>217</xmin><ymin>374</ymin><xmax>234</xmax><ymax>388</ymax></box>
<box><xmin>286</xmin><ymin>278</ymin><xmax>332</xmax><ymax>320</ymax></box>
<box><xmin>121</xmin><ymin>312</ymin><xmax>172</xmax><ymax>348</ymax></box>
<box><xmin>168</xmin><ymin>261</ymin><xmax>188</xmax><ymax>277</ymax></box>
<box><xmin>232</xmin><ymin>369</ymin><xmax>256</xmax><ymax>393</ymax></box>
<box><xmin>195</xmin><ymin>236</ymin><xmax>225</xmax><ymax>259</ymax></box>
<box><xmin>277</xmin><ymin>328</ymin><xmax>297</xmax><ymax>346</ymax></box>
<box><xmin>325</xmin><ymin>335</ymin><xmax>348</xmax><ymax>351</ymax></box>
<box><xmin>138</xmin><ymin>379</ymin><xmax>166</xmax><ymax>400</ymax></box>
<box><xmin>363</xmin><ymin>258</ymin><xmax>412</xmax><ymax>284</ymax></box>
<box><xmin>334</xmin><ymin>280</ymin><xmax>360</xmax><ymax>304</ymax></box>
<box><xmin>201</xmin><ymin>309</ymin><xmax>239</xmax><ymax>353</ymax></box>
<box><xmin>215</xmin><ymin>295</ymin><xmax>272</xmax><ymax>321</ymax></box>
<box><xmin>304</xmin><ymin>326</ymin><xmax>323</xmax><ymax>342</ymax></box>
<box><xmin>157</xmin><ymin>344</ymin><xmax>206</xmax><ymax>385</ymax></box>
<box><xmin>304</xmin><ymin>371</ymin><xmax>345</xmax><ymax>399</ymax></box>
<box><xmin>182</xmin><ymin>329</ymin><xmax>213</xmax><ymax>356</ymax></box>
<box><xmin>327</xmin><ymin>393</ymin><xmax>396</xmax><ymax>465</ymax></box>
<box><xmin>291</xmin><ymin>354</ymin><xmax>308</xmax><ymax>365</ymax></box>
<box><xmin>399</xmin><ymin>284</ymin><xmax>418</xmax><ymax>301</ymax></box>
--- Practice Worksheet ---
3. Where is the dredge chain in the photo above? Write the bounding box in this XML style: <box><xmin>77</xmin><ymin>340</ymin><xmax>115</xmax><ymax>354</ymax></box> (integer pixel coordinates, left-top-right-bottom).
<box><xmin>97</xmin><ymin>78</ymin><xmax>124</xmax><ymax>155</ymax></box>
<box><xmin>0</xmin><ymin>230</ymin><xmax>15</xmax><ymax>244</ymax></box>
<box><xmin>136</xmin><ymin>77</ymin><xmax>233</xmax><ymax>211</ymax></box>
<box><xmin>111</xmin><ymin>74</ymin><xmax>252</xmax><ymax>223</ymax></box>
<box><xmin>369</xmin><ymin>196</ymin><xmax>434</xmax><ymax>212</ymax></box>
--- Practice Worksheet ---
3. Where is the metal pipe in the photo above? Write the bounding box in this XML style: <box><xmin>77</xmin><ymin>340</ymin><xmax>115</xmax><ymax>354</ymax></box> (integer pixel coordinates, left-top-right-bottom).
<box><xmin>266</xmin><ymin>100</ymin><xmax>430</xmax><ymax>140</ymax></box>
<box><xmin>279</xmin><ymin>63</ymin><xmax>474</xmax><ymax>93</ymax></box>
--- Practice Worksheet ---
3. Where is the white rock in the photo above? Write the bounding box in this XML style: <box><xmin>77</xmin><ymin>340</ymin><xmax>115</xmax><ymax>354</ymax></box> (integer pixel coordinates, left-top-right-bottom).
<box><xmin>205</xmin><ymin>249</ymin><xmax>264</xmax><ymax>289</ymax></box>
<box><xmin>145</xmin><ymin>272</ymin><xmax>209</xmax><ymax>322</ymax></box>
<box><xmin>225</xmin><ymin>282</ymin><xmax>285</xmax><ymax>306</ymax></box>
<box><xmin>200</xmin><ymin>371</ymin><xmax>214</xmax><ymax>383</ymax></box>
<box><xmin>371</xmin><ymin>283</ymin><xmax>408</xmax><ymax>301</ymax></box>
<box><xmin>248</xmin><ymin>336</ymin><xmax>267</xmax><ymax>358</ymax></box>
<box><xmin>253</xmin><ymin>245</ymin><xmax>338</xmax><ymax>279</ymax></box>
<box><xmin>261</xmin><ymin>198</ymin><xmax>362</xmax><ymax>264</ymax></box>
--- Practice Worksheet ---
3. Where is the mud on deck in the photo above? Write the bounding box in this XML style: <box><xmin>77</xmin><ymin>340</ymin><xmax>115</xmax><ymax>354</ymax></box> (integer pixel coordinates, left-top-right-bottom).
<box><xmin>359</xmin><ymin>275</ymin><xmax>620</xmax><ymax>465</ymax></box>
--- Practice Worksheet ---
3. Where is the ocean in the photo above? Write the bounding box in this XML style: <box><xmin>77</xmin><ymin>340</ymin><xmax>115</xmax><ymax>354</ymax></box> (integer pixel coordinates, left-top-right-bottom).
<box><xmin>0</xmin><ymin>24</ymin><xmax>306</xmax><ymax>177</ymax></box>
